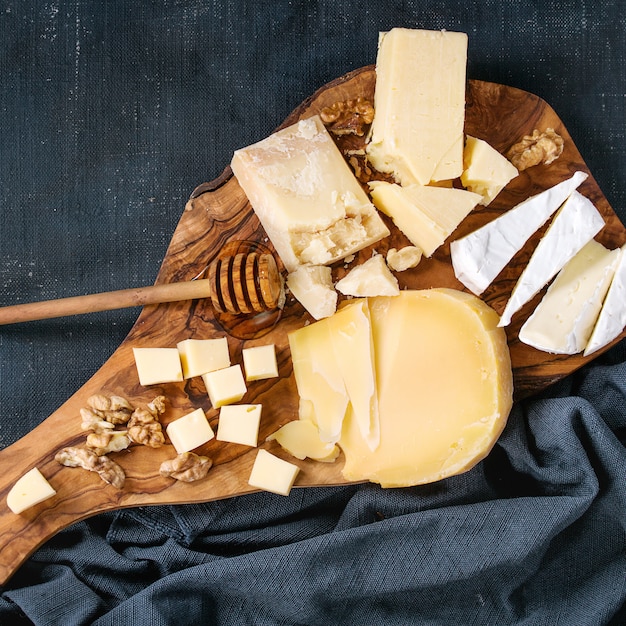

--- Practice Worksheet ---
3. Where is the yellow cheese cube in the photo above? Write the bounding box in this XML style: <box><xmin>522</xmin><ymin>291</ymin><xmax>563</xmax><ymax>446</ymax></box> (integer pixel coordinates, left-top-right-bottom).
<box><xmin>176</xmin><ymin>338</ymin><xmax>230</xmax><ymax>379</ymax></box>
<box><xmin>166</xmin><ymin>408</ymin><xmax>215</xmax><ymax>454</ymax></box>
<box><xmin>7</xmin><ymin>467</ymin><xmax>56</xmax><ymax>514</ymax></box>
<box><xmin>202</xmin><ymin>364</ymin><xmax>247</xmax><ymax>408</ymax></box>
<box><xmin>216</xmin><ymin>404</ymin><xmax>262</xmax><ymax>446</ymax></box>
<box><xmin>133</xmin><ymin>348</ymin><xmax>183</xmax><ymax>386</ymax></box>
<box><xmin>248</xmin><ymin>449</ymin><xmax>300</xmax><ymax>496</ymax></box>
<box><xmin>242</xmin><ymin>345</ymin><xmax>279</xmax><ymax>381</ymax></box>
<box><xmin>461</xmin><ymin>136</ymin><xmax>519</xmax><ymax>205</ymax></box>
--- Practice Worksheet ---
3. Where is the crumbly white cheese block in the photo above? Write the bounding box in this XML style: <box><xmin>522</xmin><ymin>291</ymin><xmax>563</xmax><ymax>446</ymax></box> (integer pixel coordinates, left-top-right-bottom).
<box><xmin>166</xmin><ymin>408</ymin><xmax>215</xmax><ymax>454</ymax></box>
<box><xmin>133</xmin><ymin>348</ymin><xmax>184</xmax><ymax>386</ymax></box>
<box><xmin>177</xmin><ymin>338</ymin><xmax>230</xmax><ymax>379</ymax></box>
<box><xmin>338</xmin><ymin>289</ymin><xmax>513</xmax><ymax>487</ymax></box>
<box><xmin>248</xmin><ymin>449</ymin><xmax>300</xmax><ymax>496</ymax></box>
<box><xmin>519</xmin><ymin>241</ymin><xmax>620</xmax><ymax>354</ymax></box>
<box><xmin>242</xmin><ymin>345</ymin><xmax>278</xmax><ymax>381</ymax></box>
<box><xmin>267</xmin><ymin>419</ymin><xmax>340</xmax><ymax>462</ymax></box>
<box><xmin>461</xmin><ymin>136</ymin><xmax>519</xmax><ymax>205</ymax></box>
<box><xmin>231</xmin><ymin>115</ymin><xmax>389</xmax><ymax>272</ymax></box>
<box><xmin>450</xmin><ymin>171</ymin><xmax>588</xmax><ymax>295</ymax></box>
<box><xmin>499</xmin><ymin>190</ymin><xmax>605</xmax><ymax>327</ymax></box>
<box><xmin>286</xmin><ymin>265</ymin><xmax>337</xmax><ymax>320</ymax></box>
<box><xmin>366</xmin><ymin>28</ymin><xmax>468</xmax><ymax>185</ymax></box>
<box><xmin>217</xmin><ymin>404</ymin><xmax>262</xmax><ymax>447</ymax></box>
<box><xmin>369</xmin><ymin>181</ymin><xmax>481</xmax><ymax>257</ymax></box>
<box><xmin>386</xmin><ymin>246</ymin><xmax>422</xmax><ymax>271</ymax></box>
<box><xmin>335</xmin><ymin>254</ymin><xmax>399</xmax><ymax>297</ymax></box>
<box><xmin>7</xmin><ymin>467</ymin><xmax>56</xmax><ymax>514</ymax></box>
<box><xmin>584</xmin><ymin>243</ymin><xmax>626</xmax><ymax>356</ymax></box>
<box><xmin>202</xmin><ymin>364</ymin><xmax>247</xmax><ymax>408</ymax></box>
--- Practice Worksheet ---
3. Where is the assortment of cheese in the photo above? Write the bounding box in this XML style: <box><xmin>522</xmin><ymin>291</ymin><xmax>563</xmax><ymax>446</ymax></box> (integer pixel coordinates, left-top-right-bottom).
<box><xmin>9</xmin><ymin>27</ymin><xmax>626</xmax><ymax>513</ymax></box>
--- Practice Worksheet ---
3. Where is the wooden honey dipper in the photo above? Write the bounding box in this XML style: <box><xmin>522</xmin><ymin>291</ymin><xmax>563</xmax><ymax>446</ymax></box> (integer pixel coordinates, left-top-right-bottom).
<box><xmin>0</xmin><ymin>249</ymin><xmax>282</xmax><ymax>325</ymax></box>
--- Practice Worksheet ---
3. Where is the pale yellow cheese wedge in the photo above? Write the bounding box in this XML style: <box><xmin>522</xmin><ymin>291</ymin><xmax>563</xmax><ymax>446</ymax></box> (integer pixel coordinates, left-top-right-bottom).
<box><xmin>7</xmin><ymin>467</ymin><xmax>56</xmax><ymax>514</ymax></box>
<box><xmin>231</xmin><ymin>116</ymin><xmax>389</xmax><ymax>272</ymax></box>
<box><xmin>338</xmin><ymin>289</ymin><xmax>513</xmax><ymax>487</ymax></box>
<box><xmin>369</xmin><ymin>181</ymin><xmax>481</xmax><ymax>257</ymax></box>
<box><xmin>268</xmin><ymin>420</ymin><xmax>340</xmax><ymax>462</ymax></box>
<box><xmin>366</xmin><ymin>28</ymin><xmax>468</xmax><ymax>185</ymax></box>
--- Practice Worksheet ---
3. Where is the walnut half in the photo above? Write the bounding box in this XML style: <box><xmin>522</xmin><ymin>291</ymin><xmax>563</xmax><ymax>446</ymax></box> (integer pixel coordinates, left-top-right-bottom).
<box><xmin>55</xmin><ymin>446</ymin><xmax>125</xmax><ymax>489</ymax></box>
<box><xmin>127</xmin><ymin>396</ymin><xmax>167</xmax><ymax>448</ymax></box>
<box><xmin>320</xmin><ymin>97</ymin><xmax>374</xmax><ymax>137</ymax></box>
<box><xmin>159</xmin><ymin>452</ymin><xmax>213</xmax><ymax>482</ymax></box>
<box><xmin>506</xmin><ymin>128</ymin><xmax>564</xmax><ymax>171</ymax></box>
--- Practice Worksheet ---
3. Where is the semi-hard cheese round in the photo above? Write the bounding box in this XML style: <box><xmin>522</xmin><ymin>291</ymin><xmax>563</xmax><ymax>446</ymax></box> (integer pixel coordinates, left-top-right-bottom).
<box><xmin>338</xmin><ymin>289</ymin><xmax>513</xmax><ymax>487</ymax></box>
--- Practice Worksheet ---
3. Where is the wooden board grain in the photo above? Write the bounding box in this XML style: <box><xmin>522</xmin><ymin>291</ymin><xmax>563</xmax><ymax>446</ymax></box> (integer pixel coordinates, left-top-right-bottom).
<box><xmin>0</xmin><ymin>66</ymin><xmax>624</xmax><ymax>586</ymax></box>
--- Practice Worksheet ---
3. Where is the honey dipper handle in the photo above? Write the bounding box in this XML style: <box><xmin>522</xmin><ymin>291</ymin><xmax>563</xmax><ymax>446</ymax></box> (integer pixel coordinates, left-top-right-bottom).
<box><xmin>0</xmin><ymin>279</ymin><xmax>214</xmax><ymax>325</ymax></box>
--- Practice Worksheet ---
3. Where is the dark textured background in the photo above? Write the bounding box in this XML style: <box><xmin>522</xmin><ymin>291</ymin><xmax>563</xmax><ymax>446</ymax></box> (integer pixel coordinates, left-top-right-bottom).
<box><xmin>0</xmin><ymin>2</ymin><xmax>625</xmax><ymax>624</ymax></box>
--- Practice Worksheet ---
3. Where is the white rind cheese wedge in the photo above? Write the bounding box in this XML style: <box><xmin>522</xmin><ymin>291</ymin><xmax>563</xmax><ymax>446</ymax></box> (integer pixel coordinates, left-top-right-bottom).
<box><xmin>460</xmin><ymin>136</ymin><xmax>519</xmax><ymax>206</ymax></box>
<box><xmin>7</xmin><ymin>467</ymin><xmax>56</xmax><ymax>514</ymax></box>
<box><xmin>450</xmin><ymin>171</ymin><xmax>588</xmax><ymax>295</ymax></box>
<box><xmin>366</xmin><ymin>28</ymin><xmax>468</xmax><ymax>185</ymax></box>
<box><xmin>231</xmin><ymin>115</ymin><xmax>389</xmax><ymax>272</ymax></box>
<box><xmin>369</xmin><ymin>181</ymin><xmax>481</xmax><ymax>257</ymax></box>
<box><xmin>519</xmin><ymin>240</ymin><xmax>620</xmax><ymax>354</ymax></box>
<box><xmin>498</xmin><ymin>190</ymin><xmax>605</xmax><ymax>327</ymax></box>
<box><xmin>338</xmin><ymin>289</ymin><xmax>513</xmax><ymax>487</ymax></box>
<box><xmin>584</xmin><ymin>243</ymin><xmax>626</xmax><ymax>356</ymax></box>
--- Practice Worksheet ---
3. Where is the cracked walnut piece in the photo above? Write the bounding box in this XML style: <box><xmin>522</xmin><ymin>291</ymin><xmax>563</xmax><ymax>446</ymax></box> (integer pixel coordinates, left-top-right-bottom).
<box><xmin>86</xmin><ymin>431</ymin><xmax>131</xmax><ymax>456</ymax></box>
<box><xmin>127</xmin><ymin>396</ymin><xmax>167</xmax><ymax>447</ymax></box>
<box><xmin>160</xmin><ymin>452</ymin><xmax>213</xmax><ymax>482</ymax></box>
<box><xmin>55</xmin><ymin>446</ymin><xmax>126</xmax><ymax>489</ymax></box>
<box><xmin>81</xmin><ymin>394</ymin><xmax>134</xmax><ymax>432</ymax></box>
<box><xmin>320</xmin><ymin>97</ymin><xmax>374</xmax><ymax>136</ymax></box>
<box><xmin>507</xmin><ymin>128</ymin><xmax>564</xmax><ymax>171</ymax></box>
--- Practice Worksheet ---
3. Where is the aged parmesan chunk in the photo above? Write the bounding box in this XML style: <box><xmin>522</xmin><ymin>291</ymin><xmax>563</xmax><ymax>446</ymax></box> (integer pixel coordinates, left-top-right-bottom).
<box><xmin>286</xmin><ymin>265</ymin><xmax>337</xmax><ymax>320</ymax></box>
<box><xmin>335</xmin><ymin>254</ymin><xmax>399</xmax><ymax>297</ymax></box>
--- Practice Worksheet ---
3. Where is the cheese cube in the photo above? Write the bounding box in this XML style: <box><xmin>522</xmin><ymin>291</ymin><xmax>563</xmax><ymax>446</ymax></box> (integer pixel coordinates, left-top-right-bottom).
<box><xmin>202</xmin><ymin>364</ymin><xmax>247</xmax><ymax>408</ymax></box>
<box><xmin>216</xmin><ymin>404</ymin><xmax>262</xmax><ymax>446</ymax></box>
<box><xmin>286</xmin><ymin>265</ymin><xmax>337</xmax><ymax>320</ymax></box>
<box><xmin>177</xmin><ymin>338</ymin><xmax>230</xmax><ymax>379</ymax></box>
<box><xmin>166</xmin><ymin>408</ymin><xmax>215</xmax><ymax>454</ymax></box>
<box><xmin>366</xmin><ymin>28</ymin><xmax>468</xmax><ymax>185</ymax></box>
<box><xmin>268</xmin><ymin>419</ymin><xmax>340</xmax><ymax>462</ymax></box>
<box><xmin>335</xmin><ymin>254</ymin><xmax>399</xmax><ymax>297</ymax></box>
<box><xmin>7</xmin><ymin>467</ymin><xmax>56</xmax><ymax>514</ymax></box>
<box><xmin>369</xmin><ymin>181</ymin><xmax>481</xmax><ymax>257</ymax></box>
<box><xmin>133</xmin><ymin>348</ymin><xmax>183</xmax><ymax>386</ymax></box>
<box><xmin>461</xmin><ymin>136</ymin><xmax>519</xmax><ymax>205</ymax></box>
<box><xmin>248</xmin><ymin>449</ymin><xmax>300</xmax><ymax>496</ymax></box>
<box><xmin>231</xmin><ymin>115</ymin><xmax>389</xmax><ymax>272</ymax></box>
<box><xmin>242</xmin><ymin>345</ymin><xmax>278</xmax><ymax>381</ymax></box>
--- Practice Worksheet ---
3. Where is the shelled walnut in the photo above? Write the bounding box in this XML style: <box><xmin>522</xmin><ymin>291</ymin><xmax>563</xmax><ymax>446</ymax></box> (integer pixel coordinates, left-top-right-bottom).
<box><xmin>81</xmin><ymin>393</ymin><xmax>133</xmax><ymax>432</ymax></box>
<box><xmin>86</xmin><ymin>431</ymin><xmax>131</xmax><ymax>456</ymax></box>
<box><xmin>127</xmin><ymin>396</ymin><xmax>167</xmax><ymax>448</ymax></box>
<box><xmin>159</xmin><ymin>452</ymin><xmax>213</xmax><ymax>482</ymax></box>
<box><xmin>507</xmin><ymin>128</ymin><xmax>564</xmax><ymax>171</ymax></box>
<box><xmin>55</xmin><ymin>446</ymin><xmax>126</xmax><ymax>489</ymax></box>
<box><xmin>320</xmin><ymin>97</ymin><xmax>374</xmax><ymax>136</ymax></box>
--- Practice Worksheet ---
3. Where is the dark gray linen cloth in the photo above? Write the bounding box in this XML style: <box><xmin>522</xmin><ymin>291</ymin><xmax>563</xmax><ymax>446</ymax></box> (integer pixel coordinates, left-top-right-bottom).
<box><xmin>1</xmin><ymin>1</ymin><xmax>625</xmax><ymax>624</ymax></box>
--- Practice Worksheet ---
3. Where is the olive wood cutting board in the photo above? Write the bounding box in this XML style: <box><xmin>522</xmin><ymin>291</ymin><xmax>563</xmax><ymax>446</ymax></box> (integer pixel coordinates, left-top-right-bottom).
<box><xmin>0</xmin><ymin>65</ymin><xmax>625</xmax><ymax>586</ymax></box>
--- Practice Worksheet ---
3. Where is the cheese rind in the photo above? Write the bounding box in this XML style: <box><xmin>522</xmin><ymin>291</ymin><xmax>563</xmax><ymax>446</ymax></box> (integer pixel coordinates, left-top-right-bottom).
<box><xmin>133</xmin><ymin>348</ymin><xmax>184</xmax><ymax>386</ymax></box>
<box><xmin>7</xmin><ymin>467</ymin><xmax>56</xmax><ymax>514</ymax></box>
<box><xmin>248</xmin><ymin>449</ymin><xmax>300</xmax><ymax>496</ymax></box>
<box><xmin>519</xmin><ymin>241</ymin><xmax>620</xmax><ymax>354</ymax></box>
<box><xmin>585</xmin><ymin>244</ymin><xmax>626</xmax><ymax>356</ymax></box>
<box><xmin>366</xmin><ymin>28</ymin><xmax>468</xmax><ymax>185</ymax></box>
<box><xmin>450</xmin><ymin>171</ymin><xmax>588</xmax><ymax>295</ymax></box>
<box><xmin>499</xmin><ymin>190</ymin><xmax>605</xmax><ymax>327</ymax></box>
<box><xmin>231</xmin><ymin>115</ymin><xmax>389</xmax><ymax>272</ymax></box>
<box><xmin>166</xmin><ymin>408</ymin><xmax>215</xmax><ymax>454</ymax></box>
<box><xmin>369</xmin><ymin>181</ymin><xmax>481</xmax><ymax>257</ymax></box>
<box><xmin>461</xmin><ymin>136</ymin><xmax>519</xmax><ymax>205</ymax></box>
<box><xmin>338</xmin><ymin>289</ymin><xmax>513</xmax><ymax>488</ymax></box>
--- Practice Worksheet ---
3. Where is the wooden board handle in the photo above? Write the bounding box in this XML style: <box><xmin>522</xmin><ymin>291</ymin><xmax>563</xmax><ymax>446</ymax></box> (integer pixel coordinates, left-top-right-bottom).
<box><xmin>0</xmin><ymin>280</ymin><xmax>214</xmax><ymax>325</ymax></box>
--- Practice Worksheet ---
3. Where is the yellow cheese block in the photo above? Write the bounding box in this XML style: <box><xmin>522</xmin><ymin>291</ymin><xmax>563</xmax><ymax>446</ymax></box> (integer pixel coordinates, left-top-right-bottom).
<box><xmin>338</xmin><ymin>289</ymin><xmax>513</xmax><ymax>487</ymax></box>
<box><xmin>231</xmin><ymin>115</ymin><xmax>389</xmax><ymax>272</ymax></box>
<box><xmin>366</xmin><ymin>28</ymin><xmax>468</xmax><ymax>185</ymax></box>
